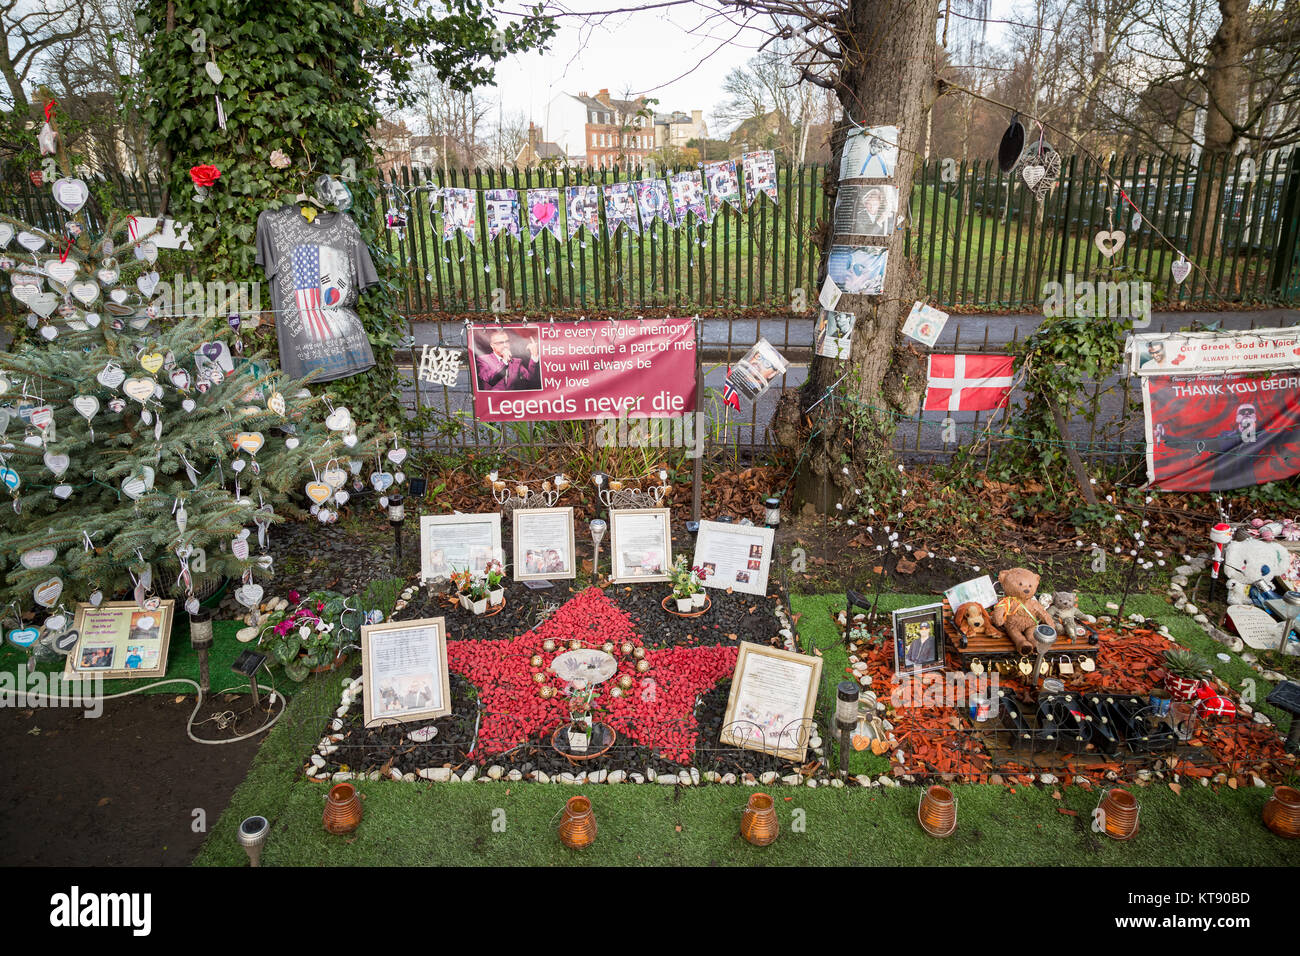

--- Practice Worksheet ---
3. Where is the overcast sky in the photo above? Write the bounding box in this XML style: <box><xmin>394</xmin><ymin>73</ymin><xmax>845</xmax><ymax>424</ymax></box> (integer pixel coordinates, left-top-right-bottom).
<box><xmin>480</xmin><ymin>0</ymin><xmax>1016</xmax><ymax>136</ymax></box>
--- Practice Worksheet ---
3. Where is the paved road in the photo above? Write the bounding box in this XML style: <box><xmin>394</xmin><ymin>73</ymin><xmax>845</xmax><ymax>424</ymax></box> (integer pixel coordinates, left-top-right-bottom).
<box><xmin>401</xmin><ymin>309</ymin><xmax>1300</xmax><ymax>458</ymax></box>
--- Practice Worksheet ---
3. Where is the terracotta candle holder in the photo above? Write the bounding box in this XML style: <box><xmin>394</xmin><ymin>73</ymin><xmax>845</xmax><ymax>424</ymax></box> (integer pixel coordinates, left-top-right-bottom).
<box><xmin>740</xmin><ymin>792</ymin><xmax>780</xmax><ymax>847</ymax></box>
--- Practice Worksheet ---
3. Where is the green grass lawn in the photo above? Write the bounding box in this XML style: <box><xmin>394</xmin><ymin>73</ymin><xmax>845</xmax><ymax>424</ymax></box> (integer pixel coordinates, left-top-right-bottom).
<box><xmin>192</xmin><ymin>588</ymin><xmax>1299</xmax><ymax>866</ymax></box>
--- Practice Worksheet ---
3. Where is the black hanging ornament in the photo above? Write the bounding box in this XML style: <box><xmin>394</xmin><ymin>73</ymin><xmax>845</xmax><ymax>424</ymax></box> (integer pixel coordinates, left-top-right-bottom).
<box><xmin>998</xmin><ymin>112</ymin><xmax>1025</xmax><ymax>173</ymax></box>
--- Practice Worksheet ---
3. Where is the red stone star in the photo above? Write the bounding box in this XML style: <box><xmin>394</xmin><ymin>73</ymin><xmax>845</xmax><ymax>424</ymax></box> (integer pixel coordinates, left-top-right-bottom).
<box><xmin>447</xmin><ymin>587</ymin><xmax>738</xmax><ymax>763</ymax></box>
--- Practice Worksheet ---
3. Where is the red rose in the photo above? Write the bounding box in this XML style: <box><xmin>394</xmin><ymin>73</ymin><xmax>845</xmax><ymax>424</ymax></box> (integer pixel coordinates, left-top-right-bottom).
<box><xmin>190</xmin><ymin>164</ymin><xmax>221</xmax><ymax>188</ymax></box>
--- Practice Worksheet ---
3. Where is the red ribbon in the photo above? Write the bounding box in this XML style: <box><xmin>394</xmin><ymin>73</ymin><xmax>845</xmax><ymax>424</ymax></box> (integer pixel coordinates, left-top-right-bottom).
<box><xmin>59</xmin><ymin>237</ymin><xmax>73</xmax><ymax>264</ymax></box>
<box><xmin>128</xmin><ymin>216</ymin><xmax>138</xmax><ymax>241</ymax></box>
<box><xmin>44</xmin><ymin>100</ymin><xmax>56</xmax><ymax>122</ymax></box>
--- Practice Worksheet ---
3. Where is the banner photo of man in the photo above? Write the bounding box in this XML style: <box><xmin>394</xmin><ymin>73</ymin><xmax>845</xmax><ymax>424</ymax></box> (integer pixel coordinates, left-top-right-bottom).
<box><xmin>472</xmin><ymin>326</ymin><xmax>542</xmax><ymax>393</ymax></box>
<box><xmin>1143</xmin><ymin>369</ymin><xmax>1300</xmax><ymax>490</ymax></box>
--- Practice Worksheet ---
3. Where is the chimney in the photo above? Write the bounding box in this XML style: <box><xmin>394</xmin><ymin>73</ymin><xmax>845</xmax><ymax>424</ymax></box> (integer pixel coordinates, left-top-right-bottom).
<box><xmin>528</xmin><ymin>122</ymin><xmax>539</xmax><ymax>150</ymax></box>
<box><xmin>597</xmin><ymin>88</ymin><xmax>611</xmax><ymax>105</ymax></box>
<box><xmin>691</xmin><ymin>110</ymin><xmax>703</xmax><ymax>127</ymax></box>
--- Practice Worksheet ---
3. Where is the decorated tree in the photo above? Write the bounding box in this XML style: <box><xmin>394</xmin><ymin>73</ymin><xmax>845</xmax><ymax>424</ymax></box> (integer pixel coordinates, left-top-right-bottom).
<box><xmin>0</xmin><ymin>114</ymin><xmax>383</xmax><ymax>641</ymax></box>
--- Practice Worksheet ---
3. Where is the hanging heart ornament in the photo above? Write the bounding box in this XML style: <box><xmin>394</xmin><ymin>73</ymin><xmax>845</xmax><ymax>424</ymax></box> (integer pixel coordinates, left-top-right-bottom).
<box><xmin>1094</xmin><ymin>229</ymin><xmax>1127</xmax><ymax>258</ymax></box>
<box><xmin>305</xmin><ymin>481</ymin><xmax>333</xmax><ymax>505</ymax></box>
<box><xmin>52</xmin><ymin>178</ymin><xmax>90</xmax><ymax>213</ymax></box>
<box><xmin>1171</xmin><ymin>257</ymin><xmax>1192</xmax><ymax>284</ymax></box>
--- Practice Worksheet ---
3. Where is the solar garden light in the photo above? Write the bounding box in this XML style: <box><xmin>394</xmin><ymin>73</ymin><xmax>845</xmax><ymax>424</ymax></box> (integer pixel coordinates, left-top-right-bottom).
<box><xmin>1033</xmin><ymin>624</ymin><xmax>1058</xmax><ymax>693</ymax></box>
<box><xmin>388</xmin><ymin>493</ymin><xmax>405</xmax><ymax>563</ymax></box>
<box><xmin>232</xmin><ymin>650</ymin><xmax>267</xmax><ymax>710</ymax></box>
<box><xmin>836</xmin><ymin>681</ymin><xmax>859</xmax><ymax>780</ymax></box>
<box><xmin>764</xmin><ymin>496</ymin><xmax>782</xmax><ymax>529</ymax></box>
<box><xmin>238</xmin><ymin>816</ymin><xmax>269</xmax><ymax>867</ymax></box>
<box><xmin>590</xmin><ymin>519</ymin><xmax>607</xmax><ymax>580</ymax></box>
<box><xmin>189</xmin><ymin>611</ymin><xmax>214</xmax><ymax>695</ymax></box>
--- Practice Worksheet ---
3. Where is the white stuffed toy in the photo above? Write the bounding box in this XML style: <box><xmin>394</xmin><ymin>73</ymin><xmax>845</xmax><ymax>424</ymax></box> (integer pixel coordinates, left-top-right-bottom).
<box><xmin>1222</xmin><ymin>536</ymin><xmax>1300</xmax><ymax>604</ymax></box>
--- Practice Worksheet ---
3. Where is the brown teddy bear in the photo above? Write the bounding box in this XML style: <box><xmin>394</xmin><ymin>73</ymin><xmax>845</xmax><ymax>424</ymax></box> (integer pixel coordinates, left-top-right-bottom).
<box><xmin>954</xmin><ymin>602</ymin><xmax>991</xmax><ymax>644</ymax></box>
<box><xmin>990</xmin><ymin>568</ymin><xmax>1054</xmax><ymax>654</ymax></box>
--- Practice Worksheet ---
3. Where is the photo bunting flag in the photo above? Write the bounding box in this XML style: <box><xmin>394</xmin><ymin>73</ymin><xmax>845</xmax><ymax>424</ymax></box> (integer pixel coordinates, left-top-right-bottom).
<box><xmin>603</xmin><ymin>182</ymin><xmax>640</xmax><ymax>236</ymax></box>
<box><xmin>670</xmin><ymin>170</ymin><xmax>709</xmax><ymax>223</ymax></box>
<box><xmin>440</xmin><ymin>187</ymin><xmax>478</xmax><ymax>243</ymax></box>
<box><xmin>484</xmin><ymin>188</ymin><xmax>521</xmax><ymax>240</ymax></box>
<box><xmin>742</xmin><ymin>150</ymin><xmax>778</xmax><ymax>206</ymax></box>
<box><xmin>528</xmin><ymin>187</ymin><xmax>562</xmax><ymax>241</ymax></box>
<box><xmin>704</xmin><ymin>159</ymin><xmax>742</xmax><ymax>215</ymax></box>
<box><xmin>635</xmin><ymin>178</ymin><xmax>675</xmax><ymax>228</ymax></box>
<box><xmin>565</xmin><ymin>185</ymin><xmax>602</xmax><ymax>238</ymax></box>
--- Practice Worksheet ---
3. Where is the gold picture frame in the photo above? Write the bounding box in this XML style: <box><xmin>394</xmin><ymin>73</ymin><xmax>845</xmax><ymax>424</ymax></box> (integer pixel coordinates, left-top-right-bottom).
<box><xmin>360</xmin><ymin>616</ymin><xmax>451</xmax><ymax>728</ymax></box>
<box><xmin>608</xmin><ymin>507</ymin><xmax>673</xmax><ymax>584</ymax></box>
<box><xmin>719</xmin><ymin>642</ymin><xmax>823</xmax><ymax>763</ymax></box>
<box><xmin>62</xmin><ymin>600</ymin><xmax>175</xmax><ymax>681</ymax></box>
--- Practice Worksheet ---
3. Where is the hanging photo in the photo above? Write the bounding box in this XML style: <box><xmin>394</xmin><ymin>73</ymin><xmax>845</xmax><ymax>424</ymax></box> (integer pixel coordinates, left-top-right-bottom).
<box><xmin>440</xmin><ymin>187</ymin><xmax>478</xmax><ymax>243</ymax></box>
<box><xmin>384</xmin><ymin>206</ymin><xmax>407</xmax><ymax>238</ymax></box>
<box><xmin>603</xmin><ymin>182</ymin><xmax>641</xmax><ymax>236</ymax></box>
<box><xmin>635</xmin><ymin>179</ymin><xmax>675</xmax><ymax>228</ymax></box>
<box><xmin>63</xmin><ymin>600</ymin><xmax>174</xmax><ymax>681</ymax></box>
<box><xmin>840</xmin><ymin>124</ymin><xmax>900</xmax><ymax>180</ymax></box>
<box><xmin>726</xmin><ymin>338</ymin><xmax>789</xmax><ymax>403</ymax></box>
<box><xmin>827</xmin><ymin>244</ymin><xmax>889</xmax><ymax>295</ymax></box>
<box><xmin>609</xmin><ymin>508</ymin><xmax>673</xmax><ymax>583</ymax></box>
<box><xmin>565</xmin><ymin>185</ymin><xmax>602</xmax><ymax>238</ymax></box>
<box><xmin>513</xmin><ymin>507</ymin><xmax>577</xmax><ymax>581</ymax></box>
<box><xmin>704</xmin><ymin>160</ymin><xmax>742</xmax><ymax>215</ymax></box>
<box><xmin>834</xmin><ymin>184</ymin><xmax>898</xmax><ymax>238</ymax></box>
<box><xmin>361</xmin><ymin>617</ymin><xmax>451</xmax><ymax>728</ymax></box>
<box><xmin>670</xmin><ymin>170</ymin><xmax>709</xmax><ymax>223</ymax></box>
<box><xmin>419</xmin><ymin>513</ymin><xmax>502</xmax><ymax>583</ymax></box>
<box><xmin>528</xmin><ymin>187</ymin><xmax>563</xmax><ymax>241</ymax></box>
<box><xmin>484</xmin><ymin>188</ymin><xmax>521</xmax><ymax>241</ymax></box>
<box><xmin>742</xmin><ymin>150</ymin><xmax>778</xmax><ymax>205</ymax></box>
<box><xmin>901</xmin><ymin>301</ymin><xmax>950</xmax><ymax>348</ymax></box>
<box><xmin>815</xmin><ymin>309</ymin><xmax>855</xmax><ymax>360</ymax></box>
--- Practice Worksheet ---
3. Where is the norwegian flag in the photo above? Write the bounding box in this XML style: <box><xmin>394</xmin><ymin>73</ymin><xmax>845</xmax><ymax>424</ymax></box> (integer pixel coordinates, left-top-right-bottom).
<box><xmin>721</xmin><ymin>375</ymin><xmax>741</xmax><ymax>411</ymax></box>
<box><xmin>923</xmin><ymin>354</ymin><xmax>1015</xmax><ymax>412</ymax></box>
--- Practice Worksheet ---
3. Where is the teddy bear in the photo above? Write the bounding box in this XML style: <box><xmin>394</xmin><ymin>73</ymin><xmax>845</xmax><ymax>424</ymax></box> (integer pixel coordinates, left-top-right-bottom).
<box><xmin>990</xmin><ymin>567</ymin><xmax>1055</xmax><ymax>654</ymax></box>
<box><xmin>1051</xmin><ymin>591</ymin><xmax>1084</xmax><ymax>639</ymax></box>
<box><xmin>1222</xmin><ymin>535</ymin><xmax>1300</xmax><ymax>605</ymax></box>
<box><xmin>954</xmin><ymin>602</ymin><xmax>991</xmax><ymax>645</ymax></box>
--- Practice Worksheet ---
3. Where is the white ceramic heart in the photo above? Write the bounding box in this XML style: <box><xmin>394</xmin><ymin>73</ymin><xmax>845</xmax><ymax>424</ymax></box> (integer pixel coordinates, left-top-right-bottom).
<box><xmin>72</xmin><ymin>395</ymin><xmax>99</xmax><ymax>420</ymax></box>
<box><xmin>1094</xmin><ymin>229</ymin><xmax>1127</xmax><ymax>258</ymax></box>
<box><xmin>20</xmin><ymin>547</ymin><xmax>56</xmax><ymax>570</ymax></box>
<box><xmin>52</xmin><ymin>178</ymin><xmax>89</xmax><ymax>213</ymax></box>
<box><xmin>97</xmin><ymin>365</ymin><xmax>126</xmax><ymax>389</ymax></box>
<box><xmin>1171</xmin><ymin>258</ymin><xmax>1191</xmax><ymax>284</ymax></box>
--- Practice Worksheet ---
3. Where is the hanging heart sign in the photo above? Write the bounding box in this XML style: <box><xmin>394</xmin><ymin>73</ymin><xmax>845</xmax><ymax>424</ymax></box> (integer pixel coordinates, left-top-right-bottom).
<box><xmin>170</xmin><ymin>367</ymin><xmax>192</xmax><ymax>390</ymax></box>
<box><xmin>33</xmin><ymin>577</ymin><xmax>63</xmax><ymax>608</ymax></box>
<box><xmin>1171</xmin><ymin>258</ymin><xmax>1191</xmax><ymax>284</ymax></box>
<box><xmin>267</xmin><ymin>391</ymin><xmax>286</xmax><ymax>416</ymax></box>
<box><xmin>232</xmin><ymin>537</ymin><xmax>250</xmax><ymax>560</ymax></box>
<box><xmin>333</xmin><ymin>490</ymin><xmax>350</xmax><ymax>506</ymax></box>
<box><xmin>1094</xmin><ymin>229</ymin><xmax>1126</xmax><ymax>258</ymax></box>
<box><xmin>321</xmin><ymin>464</ymin><xmax>347</xmax><ymax>490</ymax></box>
<box><xmin>388</xmin><ymin>447</ymin><xmax>408</xmax><ymax>465</ymax></box>
<box><xmin>235</xmin><ymin>432</ymin><xmax>265</xmax><ymax>455</ymax></box>
<box><xmin>121</xmin><ymin>475</ymin><xmax>148</xmax><ymax>499</ymax></box>
<box><xmin>43</xmin><ymin>451</ymin><xmax>70</xmax><ymax>477</ymax></box>
<box><xmin>52</xmin><ymin>178</ymin><xmax>89</xmax><ymax>213</ymax></box>
<box><xmin>1021</xmin><ymin>164</ymin><xmax>1046</xmax><ymax>189</ymax></box>
<box><xmin>0</xmin><ymin>223</ymin><xmax>12</xmax><ymax>247</ymax></box>
<box><xmin>73</xmin><ymin>394</ymin><xmax>99</xmax><ymax>420</ymax></box>
<box><xmin>46</xmin><ymin>259</ymin><xmax>78</xmax><ymax>286</ymax></box>
<box><xmin>44</xmin><ymin>613</ymin><xmax>67</xmax><ymax>633</ymax></box>
<box><xmin>285</xmin><ymin>437</ymin><xmax>299</xmax><ymax>450</ymax></box>
<box><xmin>29</xmin><ymin>292</ymin><xmax>59</xmax><ymax>317</ymax></box>
<box><xmin>11</xmin><ymin>283</ymin><xmax>39</xmax><ymax>309</ymax></box>
<box><xmin>7</xmin><ymin>626</ymin><xmax>39</xmax><ymax>648</ymax></box>
<box><xmin>97</xmin><ymin>261</ymin><xmax>120</xmax><ymax>286</ymax></box>
<box><xmin>97</xmin><ymin>364</ymin><xmax>126</xmax><ymax>389</ymax></box>
<box><xmin>137</xmin><ymin>271</ymin><xmax>160</xmax><ymax>298</ymax></box>
<box><xmin>16</xmin><ymin>231</ymin><xmax>45</xmax><ymax>253</ymax></box>
<box><xmin>370</xmin><ymin>471</ymin><xmax>394</xmax><ymax>493</ymax></box>
<box><xmin>70</xmin><ymin>281</ymin><xmax>100</xmax><ymax>305</ymax></box>
<box><xmin>29</xmin><ymin>405</ymin><xmax>54</xmax><ymax>432</ymax></box>
<box><xmin>122</xmin><ymin>377</ymin><xmax>155</xmax><ymax>403</ymax></box>
<box><xmin>52</xmin><ymin>484</ymin><xmax>72</xmax><ymax>500</ymax></box>
<box><xmin>20</xmin><ymin>547</ymin><xmax>56</xmax><ymax>570</ymax></box>
<box><xmin>133</xmin><ymin>241</ymin><xmax>158</xmax><ymax>264</ymax></box>
<box><xmin>325</xmin><ymin>407</ymin><xmax>353</xmax><ymax>431</ymax></box>
<box><xmin>305</xmin><ymin>481</ymin><xmax>333</xmax><ymax>505</ymax></box>
<box><xmin>0</xmin><ymin>466</ymin><xmax>19</xmax><ymax>492</ymax></box>
<box><xmin>234</xmin><ymin>583</ymin><xmax>264</xmax><ymax>608</ymax></box>
<box><xmin>39</xmin><ymin>325</ymin><xmax>58</xmax><ymax>341</ymax></box>
<box><xmin>139</xmin><ymin>351</ymin><xmax>165</xmax><ymax>375</ymax></box>
<box><xmin>181</xmin><ymin>398</ymin><xmax>196</xmax><ymax>413</ymax></box>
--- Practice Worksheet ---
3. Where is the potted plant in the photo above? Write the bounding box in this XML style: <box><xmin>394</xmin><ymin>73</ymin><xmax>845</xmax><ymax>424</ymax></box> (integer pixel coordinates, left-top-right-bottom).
<box><xmin>670</xmin><ymin>555</ymin><xmax>694</xmax><ymax>612</ymax></box>
<box><xmin>258</xmin><ymin>589</ymin><xmax>366</xmax><ymax>682</ymax></box>
<box><xmin>1162</xmin><ymin>649</ymin><xmax>1210</xmax><ymax>700</ymax></box>
<box><xmin>449</xmin><ymin>568</ymin><xmax>472</xmax><ymax>610</ymax></box>
<box><xmin>565</xmin><ymin>680</ymin><xmax>596</xmax><ymax>752</ymax></box>
<box><xmin>485</xmin><ymin>559</ymin><xmax>505</xmax><ymax>607</ymax></box>
<box><xmin>690</xmin><ymin>565</ymin><xmax>709</xmax><ymax>608</ymax></box>
<box><xmin>468</xmin><ymin>575</ymin><xmax>489</xmax><ymax>615</ymax></box>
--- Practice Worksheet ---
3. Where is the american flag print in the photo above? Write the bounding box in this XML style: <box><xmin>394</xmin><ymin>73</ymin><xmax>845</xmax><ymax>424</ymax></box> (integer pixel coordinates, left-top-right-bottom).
<box><xmin>291</xmin><ymin>243</ymin><xmax>350</xmax><ymax>342</ymax></box>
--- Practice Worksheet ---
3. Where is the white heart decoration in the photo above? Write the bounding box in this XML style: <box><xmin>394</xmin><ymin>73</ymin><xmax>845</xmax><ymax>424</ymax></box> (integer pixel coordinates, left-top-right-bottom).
<box><xmin>235</xmin><ymin>583</ymin><xmax>264</xmax><ymax>608</ymax></box>
<box><xmin>182</xmin><ymin>398</ymin><xmax>196</xmax><ymax>413</ymax></box>
<box><xmin>90</xmin><ymin>590</ymin><xmax>104</xmax><ymax>607</ymax></box>
<box><xmin>34</xmin><ymin>577</ymin><xmax>63</xmax><ymax>608</ymax></box>
<box><xmin>342</xmin><ymin>433</ymin><xmax>358</xmax><ymax>448</ymax></box>
<box><xmin>97</xmin><ymin>263</ymin><xmax>120</xmax><ymax>286</ymax></box>
<box><xmin>83</xmin><ymin>312</ymin><xmax>101</xmax><ymax>328</ymax></box>
<box><xmin>1021</xmin><ymin>164</ymin><xmax>1046</xmax><ymax>188</ymax></box>
<box><xmin>52</xmin><ymin>178</ymin><xmax>89</xmax><ymax>213</ymax></box>
<box><xmin>46</xmin><ymin>260</ymin><xmax>78</xmax><ymax>286</ymax></box>
<box><xmin>0</xmin><ymin>223</ymin><xmax>12</xmax><ymax>247</ymax></box>
<box><xmin>205</xmin><ymin>61</ymin><xmax>224</xmax><ymax>84</ymax></box>
<box><xmin>43</xmin><ymin>451</ymin><xmax>70</xmax><ymax>477</ymax></box>
<box><xmin>321</xmin><ymin>465</ymin><xmax>347</xmax><ymax>490</ymax></box>
<box><xmin>1094</xmin><ymin>229</ymin><xmax>1127</xmax><ymax>258</ymax></box>
<box><xmin>370</xmin><ymin>471</ymin><xmax>394</xmax><ymax>492</ymax></box>
<box><xmin>232</xmin><ymin>538</ymin><xmax>250</xmax><ymax>560</ymax></box>
<box><xmin>11</xmin><ymin>283</ymin><xmax>39</xmax><ymax>308</ymax></box>
<box><xmin>97</xmin><ymin>365</ymin><xmax>126</xmax><ymax>389</ymax></box>
<box><xmin>1171</xmin><ymin>258</ymin><xmax>1191</xmax><ymax>284</ymax></box>
<box><xmin>39</xmin><ymin>325</ymin><xmax>57</xmax><ymax>341</ymax></box>
<box><xmin>70</xmin><ymin>281</ymin><xmax>100</xmax><ymax>305</ymax></box>
<box><xmin>137</xmin><ymin>271</ymin><xmax>160</xmax><ymax>297</ymax></box>
<box><xmin>231</xmin><ymin>459</ymin><xmax>246</xmax><ymax>473</ymax></box>
<box><xmin>267</xmin><ymin>392</ymin><xmax>285</xmax><ymax>416</ymax></box>
<box><xmin>134</xmin><ymin>241</ymin><xmax>158</xmax><ymax>264</ymax></box>
<box><xmin>20</xmin><ymin>547</ymin><xmax>56</xmax><ymax>570</ymax></box>
<box><xmin>334</xmin><ymin>490</ymin><xmax>350</xmax><ymax>506</ymax></box>
<box><xmin>52</xmin><ymin>484</ymin><xmax>72</xmax><ymax>500</ymax></box>
<box><xmin>45</xmin><ymin>613</ymin><xmax>67</xmax><ymax>633</ymax></box>
<box><xmin>122</xmin><ymin>377</ymin><xmax>155</xmax><ymax>403</ymax></box>
<box><xmin>73</xmin><ymin>395</ymin><xmax>99</xmax><ymax>420</ymax></box>
<box><xmin>109</xmin><ymin>288</ymin><xmax>129</xmax><ymax>304</ymax></box>
<box><xmin>285</xmin><ymin>437</ymin><xmax>300</xmax><ymax>449</ymax></box>
<box><xmin>121</xmin><ymin>475</ymin><xmax>147</xmax><ymax>499</ymax></box>
<box><xmin>394</xmin><ymin>471</ymin><xmax>405</xmax><ymax>484</ymax></box>
<box><xmin>16</xmin><ymin>231</ymin><xmax>45</xmax><ymax>252</ymax></box>
<box><xmin>325</xmin><ymin>407</ymin><xmax>353</xmax><ymax>431</ymax></box>
<box><xmin>388</xmin><ymin>448</ymin><xmax>408</xmax><ymax>465</ymax></box>
<box><xmin>183</xmin><ymin>596</ymin><xmax>199</xmax><ymax>615</ymax></box>
<box><xmin>29</xmin><ymin>292</ymin><xmax>59</xmax><ymax>317</ymax></box>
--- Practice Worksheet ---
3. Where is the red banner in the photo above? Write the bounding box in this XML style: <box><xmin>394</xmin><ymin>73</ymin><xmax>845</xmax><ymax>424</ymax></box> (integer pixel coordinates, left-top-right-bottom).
<box><xmin>469</xmin><ymin>319</ymin><xmax>697</xmax><ymax>421</ymax></box>
<box><xmin>1144</xmin><ymin>369</ymin><xmax>1300</xmax><ymax>490</ymax></box>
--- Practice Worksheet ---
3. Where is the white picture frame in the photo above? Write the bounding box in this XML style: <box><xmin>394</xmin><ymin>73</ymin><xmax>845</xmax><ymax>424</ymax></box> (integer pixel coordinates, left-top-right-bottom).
<box><xmin>513</xmin><ymin>506</ymin><xmax>577</xmax><ymax>581</ymax></box>
<box><xmin>692</xmin><ymin>520</ymin><xmax>775</xmax><ymax>595</ymax></box>
<box><xmin>609</xmin><ymin>508</ymin><xmax>673</xmax><ymax>583</ymax></box>
<box><xmin>419</xmin><ymin>512</ymin><xmax>502</xmax><ymax>583</ymax></box>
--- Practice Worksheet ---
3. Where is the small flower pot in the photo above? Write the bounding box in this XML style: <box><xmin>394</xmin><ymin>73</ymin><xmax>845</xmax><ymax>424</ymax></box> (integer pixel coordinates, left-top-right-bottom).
<box><xmin>691</xmin><ymin>591</ymin><xmax>707</xmax><ymax>609</ymax></box>
<box><xmin>459</xmin><ymin>593</ymin><xmax>471</xmax><ymax>610</ymax></box>
<box><xmin>675</xmin><ymin>597</ymin><xmax>693</xmax><ymax>613</ymax></box>
<box><xmin>323</xmin><ymin>782</ymin><xmax>362</xmax><ymax>835</ymax></box>
<box><xmin>1164</xmin><ymin>673</ymin><xmax>1202</xmax><ymax>701</ymax></box>
<box><xmin>472</xmin><ymin>598</ymin><xmax>487</xmax><ymax>615</ymax></box>
<box><xmin>489</xmin><ymin>588</ymin><xmax>504</xmax><ymax>607</ymax></box>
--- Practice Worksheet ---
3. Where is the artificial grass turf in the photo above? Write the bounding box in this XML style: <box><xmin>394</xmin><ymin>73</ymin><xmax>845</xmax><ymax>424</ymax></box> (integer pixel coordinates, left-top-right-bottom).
<box><xmin>194</xmin><ymin>776</ymin><xmax>1300</xmax><ymax>867</ymax></box>
<box><xmin>192</xmin><ymin>589</ymin><xmax>1300</xmax><ymax>867</ymax></box>
<box><xmin>0</xmin><ymin>619</ymin><xmax>305</xmax><ymax>697</ymax></box>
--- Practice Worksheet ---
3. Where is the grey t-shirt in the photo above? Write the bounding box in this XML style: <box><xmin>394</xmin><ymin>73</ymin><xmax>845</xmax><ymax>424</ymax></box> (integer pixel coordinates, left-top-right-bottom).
<box><xmin>255</xmin><ymin>207</ymin><xmax>380</xmax><ymax>382</ymax></box>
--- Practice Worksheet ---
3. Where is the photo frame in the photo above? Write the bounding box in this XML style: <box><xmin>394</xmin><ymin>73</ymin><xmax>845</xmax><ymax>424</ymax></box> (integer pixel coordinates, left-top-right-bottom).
<box><xmin>609</xmin><ymin>507</ymin><xmax>673</xmax><ymax>583</ymax></box>
<box><xmin>892</xmin><ymin>602</ymin><xmax>946</xmax><ymax>673</ymax></box>
<box><xmin>720</xmin><ymin>642</ymin><xmax>823</xmax><ymax>762</ymax></box>
<box><xmin>63</xmin><ymin>600</ymin><xmax>175</xmax><ymax>680</ymax></box>
<box><xmin>513</xmin><ymin>506</ymin><xmax>577</xmax><ymax>581</ymax></box>
<box><xmin>361</xmin><ymin>617</ymin><xmax>451</xmax><ymax>728</ymax></box>
<box><xmin>692</xmin><ymin>520</ymin><xmax>775</xmax><ymax>595</ymax></box>
<box><xmin>419</xmin><ymin>512</ymin><xmax>502</xmax><ymax>583</ymax></box>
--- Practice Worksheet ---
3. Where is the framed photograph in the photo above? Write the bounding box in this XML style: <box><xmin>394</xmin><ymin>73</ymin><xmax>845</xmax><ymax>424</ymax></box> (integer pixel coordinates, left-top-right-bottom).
<box><xmin>419</xmin><ymin>513</ymin><xmax>502</xmax><ymax>584</ymax></box>
<box><xmin>720</xmin><ymin>643</ymin><xmax>823</xmax><ymax>762</ymax></box>
<box><xmin>726</xmin><ymin>338</ymin><xmax>789</xmax><ymax>402</ymax></box>
<box><xmin>815</xmin><ymin>309</ymin><xmax>855</xmax><ymax>360</ymax></box>
<box><xmin>361</xmin><ymin>617</ymin><xmax>451</xmax><ymax>728</ymax></box>
<box><xmin>609</xmin><ymin>508</ymin><xmax>673</xmax><ymax>583</ymax></box>
<box><xmin>892</xmin><ymin>603</ymin><xmax>946</xmax><ymax>673</ymax></box>
<box><xmin>692</xmin><ymin>520</ymin><xmax>775</xmax><ymax>596</ymax></box>
<box><xmin>513</xmin><ymin>506</ymin><xmax>576</xmax><ymax>581</ymax></box>
<box><xmin>63</xmin><ymin>600</ymin><xmax>174</xmax><ymax>681</ymax></box>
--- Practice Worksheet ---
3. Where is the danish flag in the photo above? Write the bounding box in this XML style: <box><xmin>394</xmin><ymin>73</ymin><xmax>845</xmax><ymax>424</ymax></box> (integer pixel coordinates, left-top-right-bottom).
<box><xmin>923</xmin><ymin>354</ymin><xmax>1016</xmax><ymax>412</ymax></box>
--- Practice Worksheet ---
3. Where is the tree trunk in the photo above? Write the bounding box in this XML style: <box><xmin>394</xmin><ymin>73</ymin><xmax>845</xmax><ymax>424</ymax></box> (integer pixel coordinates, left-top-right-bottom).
<box><xmin>775</xmin><ymin>0</ymin><xmax>937</xmax><ymax>511</ymax></box>
<box><xmin>1195</xmin><ymin>0</ymin><xmax>1247</xmax><ymax>255</ymax></box>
